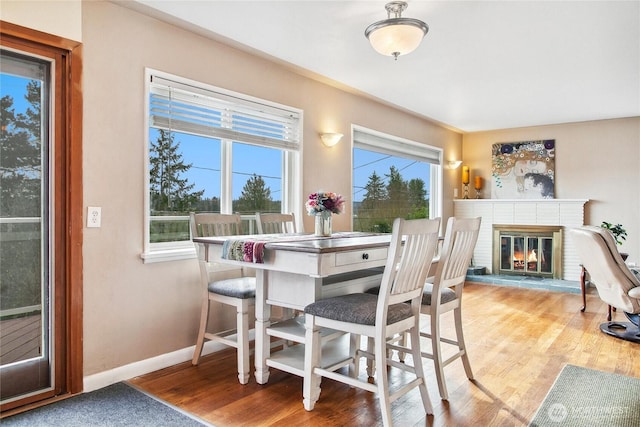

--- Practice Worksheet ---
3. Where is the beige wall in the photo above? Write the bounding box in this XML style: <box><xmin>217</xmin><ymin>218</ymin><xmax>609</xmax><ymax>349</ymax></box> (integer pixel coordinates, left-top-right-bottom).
<box><xmin>462</xmin><ymin>117</ymin><xmax>640</xmax><ymax>262</ymax></box>
<box><xmin>0</xmin><ymin>0</ymin><xmax>82</xmax><ymax>42</ymax></box>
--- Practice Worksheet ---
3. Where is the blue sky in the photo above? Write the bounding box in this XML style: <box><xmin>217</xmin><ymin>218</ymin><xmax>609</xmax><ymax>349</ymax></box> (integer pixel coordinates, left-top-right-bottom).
<box><xmin>1</xmin><ymin>74</ymin><xmax>32</xmax><ymax>115</ymax></box>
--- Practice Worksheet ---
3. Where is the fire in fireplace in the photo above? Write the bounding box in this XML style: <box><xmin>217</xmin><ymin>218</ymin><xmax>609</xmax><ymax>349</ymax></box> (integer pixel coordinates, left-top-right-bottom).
<box><xmin>493</xmin><ymin>225</ymin><xmax>563</xmax><ymax>279</ymax></box>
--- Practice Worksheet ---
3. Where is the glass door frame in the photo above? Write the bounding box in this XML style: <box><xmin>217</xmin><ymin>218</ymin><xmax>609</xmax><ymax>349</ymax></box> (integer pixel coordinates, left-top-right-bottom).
<box><xmin>0</xmin><ymin>21</ymin><xmax>83</xmax><ymax>414</ymax></box>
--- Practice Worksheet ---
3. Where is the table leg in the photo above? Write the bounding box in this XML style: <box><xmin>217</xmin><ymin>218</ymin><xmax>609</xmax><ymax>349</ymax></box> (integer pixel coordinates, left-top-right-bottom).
<box><xmin>254</xmin><ymin>270</ymin><xmax>271</xmax><ymax>384</ymax></box>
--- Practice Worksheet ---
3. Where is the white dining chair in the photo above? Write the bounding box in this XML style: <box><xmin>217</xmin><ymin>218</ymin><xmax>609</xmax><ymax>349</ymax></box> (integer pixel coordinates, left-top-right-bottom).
<box><xmin>255</xmin><ymin>212</ymin><xmax>298</xmax><ymax>234</ymax></box>
<box><xmin>255</xmin><ymin>212</ymin><xmax>301</xmax><ymax>331</ymax></box>
<box><xmin>419</xmin><ymin>216</ymin><xmax>481</xmax><ymax>400</ymax></box>
<box><xmin>190</xmin><ymin>212</ymin><xmax>256</xmax><ymax>385</ymax></box>
<box><xmin>302</xmin><ymin>217</ymin><xmax>441</xmax><ymax>426</ymax></box>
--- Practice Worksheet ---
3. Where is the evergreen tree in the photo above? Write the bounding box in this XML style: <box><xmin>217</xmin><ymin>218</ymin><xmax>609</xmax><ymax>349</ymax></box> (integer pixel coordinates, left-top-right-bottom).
<box><xmin>407</xmin><ymin>178</ymin><xmax>428</xmax><ymax>219</ymax></box>
<box><xmin>0</xmin><ymin>82</ymin><xmax>42</xmax><ymax>217</ymax></box>
<box><xmin>355</xmin><ymin>167</ymin><xmax>430</xmax><ymax>232</ymax></box>
<box><xmin>0</xmin><ymin>80</ymin><xmax>43</xmax><ymax>309</ymax></box>
<box><xmin>357</xmin><ymin>171</ymin><xmax>388</xmax><ymax>232</ymax></box>
<box><xmin>195</xmin><ymin>196</ymin><xmax>221</xmax><ymax>213</ymax></box>
<box><xmin>407</xmin><ymin>178</ymin><xmax>427</xmax><ymax>209</ymax></box>
<box><xmin>16</xmin><ymin>80</ymin><xmax>41</xmax><ymax>140</ymax></box>
<box><xmin>385</xmin><ymin>166</ymin><xmax>407</xmax><ymax>202</ymax></box>
<box><xmin>362</xmin><ymin>171</ymin><xmax>386</xmax><ymax>204</ymax></box>
<box><xmin>384</xmin><ymin>166</ymin><xmax>410</xmax><ymax>219</ymax></box>
<box><xmin>149</xmin><ymin>129</ymin><xmax>204</xmax><ymax>213</ymax></box>
<box><xmin>234</xmin><ymin>174</ymin><xmax>273</xmax><ymax>213</ymax></box>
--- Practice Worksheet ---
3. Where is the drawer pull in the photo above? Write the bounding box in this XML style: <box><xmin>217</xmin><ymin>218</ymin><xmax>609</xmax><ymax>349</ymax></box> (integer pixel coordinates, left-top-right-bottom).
<box><xmin>335</xmin><ymin>247</ymin><xmax>387</xmax><ymax>266</ymax></box>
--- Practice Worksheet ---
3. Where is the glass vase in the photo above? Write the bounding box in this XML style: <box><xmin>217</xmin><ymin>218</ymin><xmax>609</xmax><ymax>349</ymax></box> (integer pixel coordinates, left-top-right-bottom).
<box><xmin>314</xmin><ymin>211</ymin><xmax>332</xmax><ymax>237</ymax></box>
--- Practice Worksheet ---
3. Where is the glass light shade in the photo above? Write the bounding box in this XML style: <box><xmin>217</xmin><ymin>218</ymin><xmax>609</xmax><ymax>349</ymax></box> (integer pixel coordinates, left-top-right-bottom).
<box><xmin>366</xmin><ymin>18</ymin><xmax>428</xmax><ymax>57</ymax></box>
<box><xmin>320</xmin><ymin>132</ymin><xmax>343</xmax><ymax>147</ymax></box>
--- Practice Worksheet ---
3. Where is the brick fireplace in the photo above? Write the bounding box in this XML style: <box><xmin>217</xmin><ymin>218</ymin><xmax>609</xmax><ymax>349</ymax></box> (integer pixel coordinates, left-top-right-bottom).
<box><xmin>453</xmin><ymin>199</ymin><xmax>588</xmax><ymax>282</ymax></box>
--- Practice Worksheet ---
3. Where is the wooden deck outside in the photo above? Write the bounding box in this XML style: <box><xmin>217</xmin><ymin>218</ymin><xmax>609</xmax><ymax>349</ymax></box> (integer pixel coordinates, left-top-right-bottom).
<box><xmin>0</xmin><ymin>314</ymin><xmax>42</xmax><ymax>365</ymax></box>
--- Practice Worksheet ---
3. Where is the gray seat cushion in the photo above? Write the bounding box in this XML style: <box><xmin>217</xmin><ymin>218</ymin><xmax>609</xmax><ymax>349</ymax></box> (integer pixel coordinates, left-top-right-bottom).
<box><xmin>304</xmin><ymin>293</ymin><xmax>412</xmax><ymax>326</ymax></box>
<box><xmin>366</xmin><ymin>284</ymin><xmax>457</xmax><ymax>306</ymax></box>
<box><xmin>422</xmin><ymin>283</ymin><xmax>457</xmax><ymax>306</ymax></box>
<box><xmin>209</xmin><ymin>277</ymin><xmax>256</xmax><ymax>299</ymax></box>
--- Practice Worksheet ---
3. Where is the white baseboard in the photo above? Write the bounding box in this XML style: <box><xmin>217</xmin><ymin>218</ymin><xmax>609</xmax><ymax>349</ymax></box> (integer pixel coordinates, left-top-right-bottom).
<box><xmin>83</xmin><ymin>341</ymin><xmax>225</xmax><ymax>393</ymax></box>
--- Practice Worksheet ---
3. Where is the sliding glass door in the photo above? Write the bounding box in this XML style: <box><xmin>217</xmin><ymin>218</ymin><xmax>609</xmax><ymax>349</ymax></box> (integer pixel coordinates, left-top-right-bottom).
<box><xmin>0</xmin><ymin>21</ymin><xmax>82</xmax><ymax>413</ymax></box>
<box><xmin>0</xmin><ymin>49</ymin><xmax>53</xmax><ymax>403</ymax></box>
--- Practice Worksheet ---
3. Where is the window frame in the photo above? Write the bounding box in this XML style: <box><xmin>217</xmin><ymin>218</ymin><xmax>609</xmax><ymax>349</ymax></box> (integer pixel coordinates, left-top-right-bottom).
<box><xmin>351</xmin><ymin>125</ymin><xmax>443</xmax><ymax>229</ymax></box>
<box><xmin>142</xmin><ymin>69</ymin><xmax>302</xmax><ymax>263</ymax></box>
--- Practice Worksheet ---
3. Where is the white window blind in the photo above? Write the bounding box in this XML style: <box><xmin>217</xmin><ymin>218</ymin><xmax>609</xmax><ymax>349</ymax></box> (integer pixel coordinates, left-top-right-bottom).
<box><xmin>353</xmin><ymin>129</ymin><xmax>441</xmax><ymax>165</ymax></box>
<box><xmin>150</xmin><ymin>75</ymin><xmax>300</xmax><ymax>151</ymax></box>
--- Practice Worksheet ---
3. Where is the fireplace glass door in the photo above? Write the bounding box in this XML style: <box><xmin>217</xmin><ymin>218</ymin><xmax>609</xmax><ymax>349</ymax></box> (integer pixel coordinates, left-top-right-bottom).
<box><xmin>499</xmin><ymin>234</ymin><xmax>554</xmax><ymax>277</ymax></box>
<box><xmin>493</xmin><ymin>225</ymin><xmax>563</xmax><ymax>279</ymax></box>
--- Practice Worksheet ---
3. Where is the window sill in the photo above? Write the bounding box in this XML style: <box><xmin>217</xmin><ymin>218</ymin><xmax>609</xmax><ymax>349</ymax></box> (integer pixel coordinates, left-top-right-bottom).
<box><xmin>141</xmin><ymin>247</ymin><xmax>196</xmax><ymax>263</ymax></box>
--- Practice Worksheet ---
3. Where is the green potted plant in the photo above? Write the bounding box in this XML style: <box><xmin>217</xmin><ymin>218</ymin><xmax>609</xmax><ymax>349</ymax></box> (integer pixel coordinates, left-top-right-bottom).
<box><xmin>601</xmin><ymin>221</ymin><xmax>628</xmax><ymax>260</ymax></box>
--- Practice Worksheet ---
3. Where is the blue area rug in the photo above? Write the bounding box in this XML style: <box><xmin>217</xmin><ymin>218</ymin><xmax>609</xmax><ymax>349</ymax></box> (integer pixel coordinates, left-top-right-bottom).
<box><xmin>529</xmin><ymin>364</ymin><xmax>640</xmax><ymax>426</ymax></box>
<box><xmin>2</xmin><ymin>382</ymin><xmax>212</xmax><ymax>426</ymax></box>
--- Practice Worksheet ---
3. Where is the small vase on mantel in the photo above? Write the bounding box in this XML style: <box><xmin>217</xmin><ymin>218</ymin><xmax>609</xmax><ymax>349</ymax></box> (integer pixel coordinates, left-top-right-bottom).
<box><xmin>314</xmin><ymin>211</ymin><xmax>332</xmax><ymax>237</ymax></box>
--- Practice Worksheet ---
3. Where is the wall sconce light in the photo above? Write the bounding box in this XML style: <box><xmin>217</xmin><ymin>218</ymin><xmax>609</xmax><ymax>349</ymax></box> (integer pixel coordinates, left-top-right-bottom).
<box><xmin>320</xmin><ymin>133</ymin><xmax>343</xmax><ymax>147</ymax></box>
<box><xmin>446</xmin><ymin>160</ymin><xmax>462</xmax><ymax>169</ymax></box>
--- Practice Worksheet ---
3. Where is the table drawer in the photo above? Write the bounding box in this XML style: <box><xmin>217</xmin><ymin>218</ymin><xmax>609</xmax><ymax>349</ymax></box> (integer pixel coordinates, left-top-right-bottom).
<box><xmin>334</xmin><ymin>247</ymin><xmax>388</xmax><ymax>266</ymax></box>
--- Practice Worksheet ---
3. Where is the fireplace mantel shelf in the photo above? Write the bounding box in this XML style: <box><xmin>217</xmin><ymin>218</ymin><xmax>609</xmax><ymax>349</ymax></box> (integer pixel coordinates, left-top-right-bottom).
<box><xmin>454</xmin><ymin>199</ymin><xmax>589</xmax><ymax>204</ymax></box>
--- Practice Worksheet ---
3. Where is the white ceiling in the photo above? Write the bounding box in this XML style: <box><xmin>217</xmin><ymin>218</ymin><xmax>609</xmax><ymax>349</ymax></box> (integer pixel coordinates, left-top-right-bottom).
<box><xmin>122</xmin><ymin>0</ymin><xmax>640</xmax><ymax>132</ymax></box>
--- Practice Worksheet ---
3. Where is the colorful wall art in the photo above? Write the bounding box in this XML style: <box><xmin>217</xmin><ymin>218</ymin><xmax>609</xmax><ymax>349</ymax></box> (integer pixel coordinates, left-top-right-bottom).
<box><xmin>491</xmin><ymin>140</ymin><xmax>555</xmax><ymax>199</ymax></box>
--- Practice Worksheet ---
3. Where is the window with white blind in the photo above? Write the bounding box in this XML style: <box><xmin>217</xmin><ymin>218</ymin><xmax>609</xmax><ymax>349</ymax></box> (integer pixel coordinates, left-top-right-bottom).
<box><xmin>143</xmin><ymin>69</ymin><xmax>302</xmax><ymax>262</ymax></box>
<box><xmin>352</xmin><ymin>126</ymin><xmax>442</xmax><ymax>233</ymax></box>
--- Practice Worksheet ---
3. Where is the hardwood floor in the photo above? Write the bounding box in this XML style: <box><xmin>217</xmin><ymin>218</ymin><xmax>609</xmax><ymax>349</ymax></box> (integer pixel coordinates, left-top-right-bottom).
<box><xmin>130</xmin><ymin>283</ymin><xmax>640</xmax><ymax>426</ymax></box>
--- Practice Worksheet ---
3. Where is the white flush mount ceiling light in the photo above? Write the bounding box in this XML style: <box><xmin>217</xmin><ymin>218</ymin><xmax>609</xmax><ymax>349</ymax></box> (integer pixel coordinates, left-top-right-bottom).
<box><xmin>365</xmin><ymin>1</ymin><xmax>429</xmax><ymax>60</ymax></box>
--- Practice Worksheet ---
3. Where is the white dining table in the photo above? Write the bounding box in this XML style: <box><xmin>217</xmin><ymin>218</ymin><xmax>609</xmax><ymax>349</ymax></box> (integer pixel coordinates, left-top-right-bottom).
<box><xmin>192</xmin><ymin>232</ymin><xmax>391</xmax><ymax>384</ymax></box>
